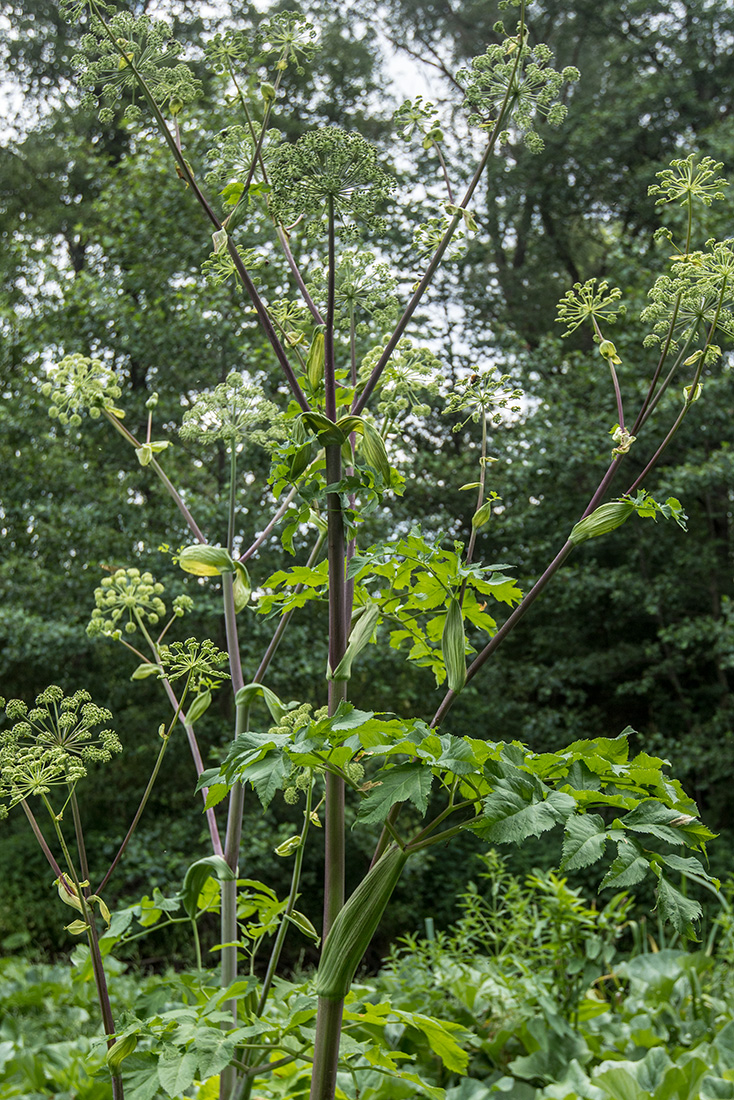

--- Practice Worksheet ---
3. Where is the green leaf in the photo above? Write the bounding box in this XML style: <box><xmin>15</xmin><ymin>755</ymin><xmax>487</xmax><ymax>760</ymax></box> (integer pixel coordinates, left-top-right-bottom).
<box><xmin>330</xmin><ymin>602</ymin><xmax>379</xmax><ymax>681</ymax></box>
<box><xmin>181</xmin><ymin>855</ymin><xmax>235</xmax><ymax>919</ymax></box>
<box><xmin>286</xmin><ymin>909</ymin><xmax>321</xmax><ymax>944</ymax></box>
<box><xmin>157</xmin><ymin>1046</ymin><xmax>198</xmax><ymax>1097</ymax></box>
<box><xmin>479</xmin><ymin>788</ymin><xmax>575</xmax><ymax>844</ymax></box>
<box><xmin>356</xmin><ymin>762</ymin><xmax>433</xmax><ymax>825</ymax></box>
<box><xmin>131</xmin><ymin>663</ymin><xmax>163</xmax><ymax>681</ymax></box>
<box><xmin>593</xmin><ymin>1065</ymin><xmax>648</xmax><ymax>1100</ymax></box>
<box><xmin>235</xmin><ymin>682</ymin><xmax>286</xmax><ymax>723</ymax></box>
<box><xmin>243</xmin><ymin>752</ymin><xmax>289</xmax><ymax>808</ymax></box>
<box><xmin>185</xmin><ymin>688</ymin><xmax>211</xmax><ymax>725</ymax></box>
<box><xmin>391</xmin><ymin>1008</ymin><xmax>469</xmax><ymax>1074</ymax></box>
<box><xmin>191</xmin><ymin>1028</ymin><xmax>237</xmax><ymax>1079</ymax></box>
<box><xmin>601</xmin><ymin>838</ymin><xmax>649</xmax><ymax>889</ymax></box>
<box><xmin>561</xmin><ymin>814</ymin><xmax>608</xmax><ymax>870</ymax></box>
<box><xmin>656</xmin><ymin>874</ymin><xmax>702</xmax><ymax>940</ymax></box>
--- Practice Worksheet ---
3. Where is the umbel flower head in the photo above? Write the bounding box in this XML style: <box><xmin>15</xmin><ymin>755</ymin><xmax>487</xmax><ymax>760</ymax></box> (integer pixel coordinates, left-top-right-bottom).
<box><xmin>457</xmin><ymin>31</ymin><xmax>580</xmax><ymax>152</ymax></box>
<box><xmin>87</xmin><ymin>568</ymin><xmax>167</xmax><ymax>638</ymax></box>
<box><xmin>42</xmin><ymin>354</ymin><xmax>123</xmax><ymax>426</ymax></box>
<box><xmin>69</xmin><ymin>10</ymin><xmax>201</xmax><ymax>122</ymax></box>
<box><xmin>157</xmin><ymin>638</ymin><xmax>230</xmax><ymax>693</ymax></box>
<box><xmin>0</xmin><ymin>687</ymin><xmax>120</xmax><ymax>816</ymax></box>
<box><xmin>179</xmin><ymin>372</ymin><xmax>285</xmax><ymax>449</ymax></box>
<box><xmin>268</xmin><ymin>128</ymin><xmax>395</xmax><ymax>226</ymax></box>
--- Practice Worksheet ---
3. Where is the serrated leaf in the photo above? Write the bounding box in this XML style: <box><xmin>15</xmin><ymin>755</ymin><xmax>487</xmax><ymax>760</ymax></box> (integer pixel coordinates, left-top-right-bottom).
<box><xmin>191</xmin><ymin>1028</ymin><xmax>236</xmax><ymax>1079</ymax></box>
<box><xmin>246</xmin><ymin>752</ymin><xmax>288</xmax><ymax>808</ymax></box>
<box><xmin>661</xmin><ymin>852</ymin><xmax>720</xmax><ymax>892</ymax></box>
<box><xmin>356</xmin><ymin>762</ymin><xmax>433</xmax><ymax>825</ymax></box>
<box><xmin>391</xmin><ymin>1009</ymin><xmax>469</xmax><ymax>1074</ymax></box>
<box><xmin>561</xmin><ymin>814</ymin><xmax>608</xmax><ymax>870</ymax></box>
<box><xmin>656</xmin><ymin>874</ymin><xmax>701</xmax><ymax>940</ymax></box>
<box><xmin>204</xmin><ymin>783</ymin><xmax>229</xmax><ymax>810</ymax></box>
<box><xmin>479</xmin><ymin>788</ymin><xmax>575</xmax><ymax>844</ymax></box>
<box><xmin>601</xmin><ymin>839</ymin><xmax>649</xmax><ymax>889</ymax></box>
<box><xmin>157</xmin><ymin>1046</ymin><xmax>198</xmax><ymax>1097</ymax></box>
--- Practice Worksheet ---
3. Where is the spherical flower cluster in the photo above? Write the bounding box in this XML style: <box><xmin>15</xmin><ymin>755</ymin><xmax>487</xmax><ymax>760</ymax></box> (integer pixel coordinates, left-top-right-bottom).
<box><xmin>268</xmin><ymin>128</ymin><xmax>395</xmax><ymax>227</ymax></box>
<box><xmin>359</xmin><ymin>339</ymin><xmax>440</xmax><ymax>420</ymax></box>
<box><xmin>1</xmin><ymin>687</ymin><xmax>120</xmax><ymax>815</ymax></box>
<box><xmin>41</xmin><ymin>354</ymin><xmax>123</xmax><ymax>426</ymax></box>
<box><xmin>270</xmin><ymin>703</ymin><xmax>329</xmax><ymax>804</ymax></box>
<box><xmin>87</xmin><ymin>568</ymin><xmax>166</xmax><ymax>638</ymax></box>
<box><xmin>70</xmin><ymin>11</ymin><xmax>201</xmax><ymax>122</ymax></box>
<box><xmin>179</xmin><ymin>372</ymin><xmax>285</xmax><ymax>449</ymax></box>
<box><xmin>457</xmin><ymin>35</ymin><xmax>579</xmax><ymax>151</ymax></box>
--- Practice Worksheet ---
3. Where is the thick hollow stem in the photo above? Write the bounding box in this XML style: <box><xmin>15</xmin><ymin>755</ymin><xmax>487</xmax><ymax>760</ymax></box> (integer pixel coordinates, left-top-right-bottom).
<box><xmin>309</xmin><ymin>998</ymin><xmax>345</xmax><ymax>1100</ymax></box>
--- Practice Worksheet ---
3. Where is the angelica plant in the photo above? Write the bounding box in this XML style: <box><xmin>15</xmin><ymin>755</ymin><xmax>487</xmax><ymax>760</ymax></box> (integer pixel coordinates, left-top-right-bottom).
<box><xmin>5</xmin><ymin>2</ymin><xmax>734</xmax><ymax>1099</ymax></box>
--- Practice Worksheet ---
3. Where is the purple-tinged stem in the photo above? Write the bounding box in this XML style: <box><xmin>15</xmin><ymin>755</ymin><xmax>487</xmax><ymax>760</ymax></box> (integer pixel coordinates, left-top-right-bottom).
<box><xmin>239</xmin><ymin>486</ymin><xmax>298</xmax><ymax>564</ymax></box>
<box><xmin>161</xmin><ymin>679</ymin><xmax>223</xmax><ymax>857</ymax></box>
<box><xmin>21</xmin><ymin>799</ymin><xmax>63</xmax><ymax>879</ymax></box>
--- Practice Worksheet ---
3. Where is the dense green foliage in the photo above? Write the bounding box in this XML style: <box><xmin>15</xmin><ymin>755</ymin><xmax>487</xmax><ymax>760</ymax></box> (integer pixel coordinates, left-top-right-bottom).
<box><xmin>1</xmin><ymin>1</ymin><xmax>733</xmax><ymax>1098</ymax></box>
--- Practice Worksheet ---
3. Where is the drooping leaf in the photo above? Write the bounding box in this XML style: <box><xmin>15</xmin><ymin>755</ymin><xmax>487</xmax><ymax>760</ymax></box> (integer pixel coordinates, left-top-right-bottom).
<box><xmin>561</xmin><ymin>813</ymin><xmax>608</xmax><ymax>870</ymax></box>
<box><xmin>181</xmin><ymin>856</ymin><xmax>235</xmax><ymax>919</ymax></box>
<box><xmin>600</xmin><ymin>838</ymin><xmax>650</xmax><ymax>889</ymax></box>
<box><xmin>356</xmin><ymin>762</ymin><xmax>433</xmax><ymax>825</ymax></box>
<box><xmin>656</xmin><ymin>874</ymin><xmax>702</xmax><ymax>940</ymax></box>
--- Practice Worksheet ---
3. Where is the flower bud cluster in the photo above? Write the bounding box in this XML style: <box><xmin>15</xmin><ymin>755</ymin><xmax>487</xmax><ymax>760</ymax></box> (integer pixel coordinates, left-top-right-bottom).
<box><xmin>87</xmin><ymin>568</ymin><xmax>166</xmax><ymax>638</ymax></box>
<box><xmin>0</xmin><ymin>687</ymin><xmax>120</xmax><ymax>815</ymax></box>
<box><xmin>42</xmin><ymin>354</ymin><xmax>123</xmax><ymax>426</ymax></box>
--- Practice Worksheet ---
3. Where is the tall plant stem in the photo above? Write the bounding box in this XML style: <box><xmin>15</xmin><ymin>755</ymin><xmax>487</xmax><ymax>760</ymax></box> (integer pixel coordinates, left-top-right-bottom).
<box><xmin>254</xmin><ymin>531</ymin><xmax>326</xmax><ymax>679</ymax></box>
<box><xmin>70</xmin><ymin>791</ymin><xmax>90</xmax><ymax>884</ymax></box>
<box><xmin>310</xmin><ymin>201</ymin><xmax>349</xmax><ymax>1100</ymax></box>
<box><xmin>309</xmin><ymin>998</ymin><xmax>345</xmax><ymax>1100</ymax></box>
<box><xmin>221</xmin><ymin>570</ymin><xmax>247</xmax><ymax>1100</ymax></box>
<box><xmin>257</xmin><ymin>782</ymin><xmax>314</xmax><ymax>1016</ymax></box>
<box><xmin>161</xmin><ymin>679</ymin><xmax>223</xmax><ymax>857</ymax></box>
<box><xmin>21</xmin><ymin>799</ymin><xmax>63</xmax><ymax>878</ymax></box>
<box><xmin>239</xmin><ymin>486</ymin><xmax>298</xmax><ymax>564</ymax></box>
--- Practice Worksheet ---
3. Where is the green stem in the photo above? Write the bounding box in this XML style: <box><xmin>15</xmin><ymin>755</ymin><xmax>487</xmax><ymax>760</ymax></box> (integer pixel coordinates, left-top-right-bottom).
<box><xmin>70</xmin><ymin>790</ymin><xmax>90</xmax><ymax>884</ymax></box>
<box><xmin>96</xmin><ymin>721</ymin><xmax>175</xmax><ymax>894</ymax></box>
<box><xmin>101</xmin><ymin>410</ymin><xmax>206</xmax><ymax>542</ymax></box>
<box><xmin>257</xmin><ymin>782</ymin><xmax>314</xmax><ymax>1015</ymax></box>
<box><xmin>309</xmin><ymin>998</ymin><xmax>345</xmax><ymax>1100</ymax></box>
<box><xmin>43</xmin><ymin>797</ymin><xmax>123</xmax><ymax>1098</ymax></box>
<box><xmin>227</xmin><ymin>445</ymin><xmax>238</xmax><ymax>554</ymax></box>
<box><xmin>192</xmin><ymin>916</ymin><xmax>203</xmax><ymax>971</ymax></box>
